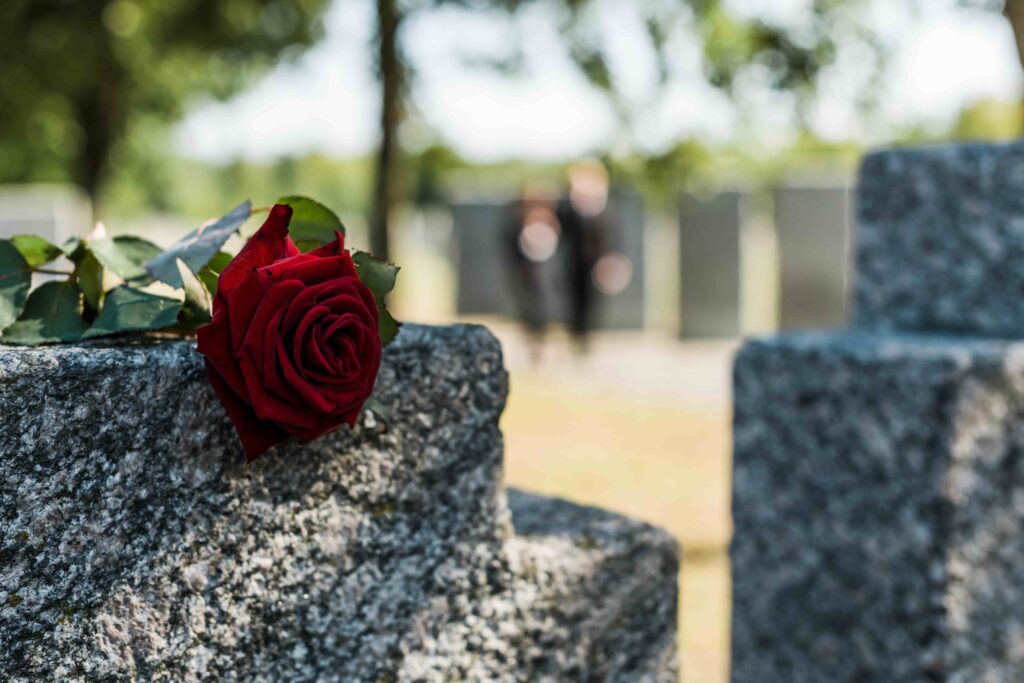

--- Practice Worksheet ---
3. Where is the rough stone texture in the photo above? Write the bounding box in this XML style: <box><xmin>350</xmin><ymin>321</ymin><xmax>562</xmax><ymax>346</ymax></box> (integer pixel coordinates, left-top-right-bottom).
<box><xmin>0</xmin><ymin>324</ymin><xmax>678</xmax><ymax>682</ymax></box>
<box><xmin>731</xmin><ymin>331</ymin><xmax>1024</xmax><ymax>683</ymax></box>
<box><xmin>855</xmin><ymin>140</ymin><xmax>1024</xmax><ymax>337</ymax></box>
<box><xmin>402</xmin><ymin>490</ymin><xmax>680</xmax><ymax>683</ymax></box>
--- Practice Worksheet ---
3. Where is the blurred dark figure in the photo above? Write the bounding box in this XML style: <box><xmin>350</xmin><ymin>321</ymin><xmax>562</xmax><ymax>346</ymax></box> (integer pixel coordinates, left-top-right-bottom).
<box><xmin>557</xmin><ymin>161</ymin><xmax>610</xmax><ymax>353</ymax></box>
<box><xmin>504</xmin><ymin>187</ymin><xmax>560</xmax><ymax>363</ymax></box>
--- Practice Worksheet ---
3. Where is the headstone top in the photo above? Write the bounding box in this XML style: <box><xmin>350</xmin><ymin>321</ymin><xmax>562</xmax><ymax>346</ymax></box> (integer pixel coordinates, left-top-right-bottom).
<box><xmin>854</xmin><ymin>139</ymin><xmax>1024</xmax><ymax>338</ymax></box>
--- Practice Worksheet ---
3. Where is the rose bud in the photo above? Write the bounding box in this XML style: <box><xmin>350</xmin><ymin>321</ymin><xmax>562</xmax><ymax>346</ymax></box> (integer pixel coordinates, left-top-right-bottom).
<box><xmin>196</xmin><ymin>204</ymin><xmax>381</xmax><ymax>461</ymax></box>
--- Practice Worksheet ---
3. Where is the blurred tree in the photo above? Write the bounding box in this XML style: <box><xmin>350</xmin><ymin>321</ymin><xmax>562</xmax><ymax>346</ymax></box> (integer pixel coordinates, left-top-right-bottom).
<box><xmin>367</xmin><ymin>0</ymin><xmax>890</xmax><ymax>259</ymax></box>
<box><xmin>959</xmin><ymin>0</ymin><xmax>1024</xmax><ymax>129</ymax></box>
<box><xmin>999</xmin><ymin>0</ymin><xmax>1024</xmax><ymax>68</ymax></box>
<box><xmin>958</xmin><ymin>1</ymin><xmax>1024</xmax><ymax>67</ymax></box>
<box><xmin>0</xmin><ymin>0</ymin><xmax>329</xmax><ymax>214</ymax></box>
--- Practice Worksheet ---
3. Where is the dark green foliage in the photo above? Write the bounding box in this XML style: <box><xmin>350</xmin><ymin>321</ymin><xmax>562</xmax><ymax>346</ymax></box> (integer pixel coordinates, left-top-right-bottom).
<box><xmin>84</xmin><ymin>286</ymin><xmax>182</xmax><ymax>338</ymax></box>
<box><xmin>0</xmin><ymin>0</ymin><xmax>331</xmax><ymax>198</ymax></box>
<box><xmin>2</xmin><ymin>280</ymin><xmax>88</xmax><ymax>345</ymax></box>
<box><xmin>353</xmin><ymin>251</ymin><xmax>401</xmax><ymax>346</ymax></box>
<box><xmin>145</xmin><ymin>200</ymin><xmax>252</xmax><ymax>288</ymax></box>
<box><xmin>275</xmin><ymin>195</ymin><xmax>346</xmax><ymax>250</ymax></box>
<box><xmin>0</xmin><ymin>241</ymin><xmax>31</xmax><ymax>331</ymax></box>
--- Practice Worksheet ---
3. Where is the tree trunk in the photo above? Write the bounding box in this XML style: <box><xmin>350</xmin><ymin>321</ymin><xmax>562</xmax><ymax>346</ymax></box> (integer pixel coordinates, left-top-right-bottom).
<box><xmin>371</xmin><ymin>0</ymin><xmax>402</xmax><ymax>261</ymax></box>
<box><xmin>1006</xmin><ymin>0</ymin><xmax>1024</xmax><ymax>134</ymax></box>
<box><xmin>74</xmin><ymin>90</ymin><xmax>113</xmax><ymax>211</ymax></box>
<box><xmin>1007</xmin><ymin>0</ymin><xmax>1024</xmax><ymax>68</ymax></box>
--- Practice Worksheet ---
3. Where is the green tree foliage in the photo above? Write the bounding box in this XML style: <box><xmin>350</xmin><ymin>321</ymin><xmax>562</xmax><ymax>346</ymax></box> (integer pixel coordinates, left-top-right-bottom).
<box><xmin>961</xmin><ymin>0</ymin><xmax>1024</xmax><ymax>69</ymax></box>
<box><xmin>363</xmin><ymin>0</ymin><xmax>887</xmax><ymax>257</ymax></box>
<box><xmin>0</xmin><ymin>0</ymin><xmax>330</xmax><ymax>206</ymax></box>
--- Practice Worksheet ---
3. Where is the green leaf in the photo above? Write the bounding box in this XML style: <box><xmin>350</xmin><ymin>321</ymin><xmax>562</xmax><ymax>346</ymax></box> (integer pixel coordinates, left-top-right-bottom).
<box><xmin>353</xmin><ymin>251</ymin><xmax>401</xmax><ymax>347</ymax></box>
<box><xmin>364</xmin><ymin>396</ymin><xmax>391</xmax><ymax>422</ymax></box>
<box><xmin>77</xmin><ymin>252</ymin><xmax>104</xmax><ymax>311</ymax></box>
<box><xmin>197</xmin><ymin>251</ymin><xmax>232</xmax><ymax>296</ymax></box>
<box><xmin>145</xmin><ymin>200</ymin><xmax>252</xmax><ymax>288</ymax></box>
<box><xmin>276</xmin><ymin>196</ymin><xmax>345</xmax><ymax>250</ymax></box>
<box><xmin>1</xmin><ymin>280</ymin><xmax>86</xmax><ymax>345</ymax></box>
<box><xmin>60</xmin><ymin>237</ymin><xmax>84</xmax><ymax>262</ymax></box>
<box><xmin>176</xmin><ymin>258</ymin><xmax>212</xmax><ymax>326</ymax></box>
<box><xmin>90</xmin><ymin>236</ymin><xmax>162</xmax><ymax>282</ymax></box>
<box><xmin>206</xmin><ymin>250</ymin><xmax>233</xmax><ymax>273</ymax></box>
<box><xmin>84</xmin><ymin>286</ymin><xmax>182</xmax><ymax>339</ymax></box>
<box><xmin>352</xmin><ymin>251</ymin><xmax>399</xmax><ymax>297</ymax></box>
<box><xmin>10</xmin><ymin>235</ymin><xmax>62</xmax><ymax>268</ymax></box>
<box><xmin>0</xmin><ymin>240</ymin><xmax>31</xmax><ymax>331</ymax></box>
<box><xmin>377</xmin><ymin>301</ymin><xmax>401</xmax><ymax>347</ymax></box>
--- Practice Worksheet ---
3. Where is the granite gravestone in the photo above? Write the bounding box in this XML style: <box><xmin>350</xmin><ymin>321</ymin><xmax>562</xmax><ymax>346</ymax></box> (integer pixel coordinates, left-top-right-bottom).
<box><xmin>0</xmin><ymin>184</ymin><xmax>90</xmax><ymax>243</ymax></box>
<box><xmin>732</xmin><ymin>141</ymin><xmax>1024</xmax><ymax>682</ymax></box>
<box><xmin>0</xmin><ymin>324</ymin><xmax>678</xmax><ymax>682</ymax></box>
<box><xmin>679</xmin><ymin>192</ymin><xmax>745</xmax><ymax>338</ymax></box>
<box><xmin>773</xmin><ymin>183</ymin><xmax>852</xmax><ymax>330</ymax></box>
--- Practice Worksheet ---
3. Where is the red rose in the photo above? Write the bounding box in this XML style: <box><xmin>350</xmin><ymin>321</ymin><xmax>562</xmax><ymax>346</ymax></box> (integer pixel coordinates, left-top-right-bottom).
<box><xmin>196</xmin><ymin>204</ymin><xmax>382</xmax><ymax>461</ymax></box>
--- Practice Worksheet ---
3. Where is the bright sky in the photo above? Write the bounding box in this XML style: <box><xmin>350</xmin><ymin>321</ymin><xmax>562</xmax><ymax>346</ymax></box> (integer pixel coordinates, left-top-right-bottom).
<box><xmin>174</xmin><ymin>0</ymin><xmax>1024</xmax><ymax>164</ymax></box>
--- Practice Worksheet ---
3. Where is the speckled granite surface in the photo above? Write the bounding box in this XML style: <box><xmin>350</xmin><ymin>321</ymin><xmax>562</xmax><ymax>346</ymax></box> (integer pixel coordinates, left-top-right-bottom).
<box><xmin>0</xmin><ymin>324</ymin><xmax>678</xmax><ymax>682</ymax></box>
<box><xmin>855</xmin><ymin>141</ymin><xmax>1024</xmax><ymax>337</ymax></box>
<box><xmin>403</xmin><ymin>490</ymin><xmax>680</xmax><ymax>683</ymax></box>
<box><xmin>732</xmin><ymin>331</ymin><xmax>1024</xmax><ymax>683</ymax></box>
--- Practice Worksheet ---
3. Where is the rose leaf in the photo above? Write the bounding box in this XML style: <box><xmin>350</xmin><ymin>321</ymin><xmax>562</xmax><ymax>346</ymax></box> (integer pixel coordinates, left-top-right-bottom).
<box><xmin>176</xmin><ymin>258</ymin><xmax>212</xmax><ymax>327</ymax></box>
<box><xmin>10</xmin><ymin>235</ymin><xmax>62</xmax><ymax>268</ymax></box>
<box><xmin>90</xmin><ymin>236</ymin><xmax>163</xmax><ymax>283</ymax></box>
<box><xmin>83</xmin><ymin>286</ymin><xmax>182</xmax><ymax>339</ymax></box>
<box><xmin>197</xmin><ymin>251</ymin><xmax>232</xmax><ymax>296</ymax></box>
<box><xmin>1</xmin><ymin>279</ymin><xmax>87</xmax><ymax>345</ymax></box>
<box><xmin>0</xmin><ymin>240</ymin><xmax>31</xmax><ymax>331</ymax></box>
<box><xmin>352</xmin><ymin>251</ymin><xmax>401</xmax><ymax>346</ymax></box>
<box><xmin>275</xmin><ymin>196</ymin><xmax>345</xmax><ymax>250</ymax></box>
<box><xmin>145</xmin><ymin>200</ymin><xmax>252</xmax><ymax>288</ymax></box>
<box><xmin>364</xmin><ymin>396</ymin><xmax>391</xmax><ymax>422</ymax></box>
<box><xmin>377</xmin><ymin>300</ymin><xmax>401</xmax><ymax>347</ymax></box>
<box><xmin>60</xmin><ymin>236</ymin><xmax>86</xmax><ymax>263</ymax></box>
<box><xmin>76</xmin><ymin>251</ymin><xmax>105</xmax><ymax>311</ymax></box>
<box><xmin>353</xmin><ymin>251</ymin><xmax>399</xmax><ymax>298</ymax></box>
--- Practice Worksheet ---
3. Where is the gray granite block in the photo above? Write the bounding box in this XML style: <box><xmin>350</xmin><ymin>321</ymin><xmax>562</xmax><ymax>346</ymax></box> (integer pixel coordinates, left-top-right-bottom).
<box><xmin>732</xmin><ymin>331</ymin><xmax>1024</xmax><ymax>682</ymax></box>
<box><xmin>855</xmin><ymin>140</ymin><xmax>1024</xmax><ymax>337</ymax></box>
<box><xmin>0</xmin><ymin>324</ymin><xmax>680</xmax><ymax>682</ymax></box>
<box><xmin>0</xmin><ymin>325</ymin><xmax>508</xmax><ymax>681</ymax></box>
<box><xmin>400</xmin><ymin>490</ymin><xmax>680</xmax><ymax>683</ymax></box>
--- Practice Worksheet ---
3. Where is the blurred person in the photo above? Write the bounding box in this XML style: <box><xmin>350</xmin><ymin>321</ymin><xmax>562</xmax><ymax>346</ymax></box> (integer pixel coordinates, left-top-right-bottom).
<box><xmin>557</xmin><ymin>160</ymin><xmax>610</xmax><ymax>353</ymax></box>
<box><xmin>504</xmin><ymin>186</ymin><xmax>560</xmax><ymax>363</ymax></box>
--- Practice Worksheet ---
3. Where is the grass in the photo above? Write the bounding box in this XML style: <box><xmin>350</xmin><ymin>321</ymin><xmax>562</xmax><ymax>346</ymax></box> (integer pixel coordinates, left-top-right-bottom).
<box><xmin>498</xmin><ymin>340</ymin><xmax>733</xmax><ymax>683</ymax></box>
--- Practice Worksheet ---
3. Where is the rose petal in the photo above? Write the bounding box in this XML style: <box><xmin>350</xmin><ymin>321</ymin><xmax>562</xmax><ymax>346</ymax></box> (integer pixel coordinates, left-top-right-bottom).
<box><xmin>218</xmin><ymin>204</ymin><xmax>296</xmax><ymax>294</ymax></box>
<box><xmin>276</xmin><ymin>252</ymin><xmax>358</xmax><ymax>289</ymax></box>
<box><xmin>203</xmin><ymin>359</ymin><xmax>289</xmax><ymax>461</ymax></box>
<box><xmin>196</xmin><ymin>304</ymin><xmax>252</xmax><ymax>403</ymax></box>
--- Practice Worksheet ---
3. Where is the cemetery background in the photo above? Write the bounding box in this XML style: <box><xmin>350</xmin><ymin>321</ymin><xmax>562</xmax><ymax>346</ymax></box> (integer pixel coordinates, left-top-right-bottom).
<box><xmin>5</xmin><ymin>1</ymin><xmax>1024</xmax><ymax>682</ymax></box>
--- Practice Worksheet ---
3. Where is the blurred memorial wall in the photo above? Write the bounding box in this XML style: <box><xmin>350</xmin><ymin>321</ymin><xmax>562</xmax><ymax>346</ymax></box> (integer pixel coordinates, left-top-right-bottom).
<box><xmin>677</xmin><ymin>181</ymin><xmax>853</xmax><ymax>338</ymax></box>
<box><xmin>774</xmin><ymin>182</ymin><xmax>853</xmax><ymax>330</ymax></box>
<box><xmin>0</xmin><ymin>185</ymin><xmax>91</xmax><ymax>244</ymax></box>
<box><xmin>451</xmin><ymin>191</ymin><xmax>645</xmax><ymax>330</ymax></box>
<box><xmin>679</xmin><ymin>192</ymin><xmax>745</xmax><ymax>338</ymax></box>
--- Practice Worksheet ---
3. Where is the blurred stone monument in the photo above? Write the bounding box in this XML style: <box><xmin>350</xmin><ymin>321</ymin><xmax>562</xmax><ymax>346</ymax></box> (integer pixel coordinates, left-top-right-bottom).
<box><xmin>451</xmin><ymin>202</ymin><xmax>512</xmax><ymax>317</ymax></box>
<box><xmin>733</xmin><ymin>141</ymin><xmax>1024</xmax><ymax>682</ymax></box>
<box><xmin>773</xmin><ymin>182</ymin><xmax>853</xmax><ymax>329</ymax></box>
<box><xmin>451</xmin><ymin>192</ymin><xmax>645</xmax><ymax>329</ymax></box>
<box><xmin>679</xmin><ymin>192</ymin><xmax>745</xmax><ymax>338</ymax></box>
<box><xmin>0</xmin><ymin>184</ymin><xmax>91</xmax><ymax>243</ymax></box>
